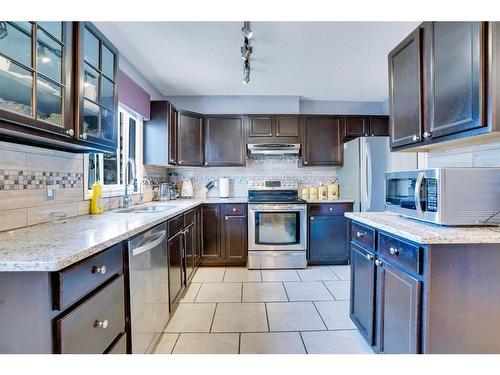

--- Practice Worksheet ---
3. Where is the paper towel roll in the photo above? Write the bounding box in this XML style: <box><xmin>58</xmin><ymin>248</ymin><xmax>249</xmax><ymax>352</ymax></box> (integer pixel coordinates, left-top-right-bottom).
<box><xmin>219</xmin><ymin>177</ymin><xmax>230</xmax><ymax>198</ymax></box>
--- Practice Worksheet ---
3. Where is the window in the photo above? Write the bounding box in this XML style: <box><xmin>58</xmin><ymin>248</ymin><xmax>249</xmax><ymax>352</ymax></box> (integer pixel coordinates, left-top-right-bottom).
<box><xmin>85</xmin><ymin>104</ymin><xmax>143</xmax><ymax>197</ymax></box>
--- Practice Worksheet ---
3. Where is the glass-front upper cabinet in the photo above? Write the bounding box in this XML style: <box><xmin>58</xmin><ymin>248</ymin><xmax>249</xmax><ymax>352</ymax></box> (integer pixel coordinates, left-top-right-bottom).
<box><xmin>76</xmin><ymin>22</ymin><xmax>119</xmax><ymax>152</ymax></box>
<box><xmin>0</xmin><ymin>21</ymin><xmax>73</xmax><ymax>135</ymax></box>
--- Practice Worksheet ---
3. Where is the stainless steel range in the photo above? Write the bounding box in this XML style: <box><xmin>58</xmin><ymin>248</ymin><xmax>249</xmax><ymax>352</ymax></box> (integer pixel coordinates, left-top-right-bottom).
<box><xmin>247</xmin><ymin>179</ymin><xmax>307</xmax><ymax>269</ymax></box>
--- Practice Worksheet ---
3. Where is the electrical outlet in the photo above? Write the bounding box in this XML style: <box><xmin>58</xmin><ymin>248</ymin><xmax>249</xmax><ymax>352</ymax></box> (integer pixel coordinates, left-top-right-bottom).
<box><xmin>44</xmin><ymin>182</ymin><xmax>55</xmax><ymax>201</ymax></box>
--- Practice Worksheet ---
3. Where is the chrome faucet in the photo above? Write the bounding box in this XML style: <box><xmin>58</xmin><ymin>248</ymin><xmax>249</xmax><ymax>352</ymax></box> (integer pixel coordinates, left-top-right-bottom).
<box><xmin>124</xmin><ymin>158</ymin><xmax>137</xmax><ymax>208</ymax></box>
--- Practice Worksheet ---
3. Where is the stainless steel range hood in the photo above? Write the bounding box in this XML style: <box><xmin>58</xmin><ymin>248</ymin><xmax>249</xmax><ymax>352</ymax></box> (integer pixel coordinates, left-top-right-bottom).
<box><xmin>247</xmin><ymin>143</ymin><xmax>301</xmax><ymax>156</ymax></box>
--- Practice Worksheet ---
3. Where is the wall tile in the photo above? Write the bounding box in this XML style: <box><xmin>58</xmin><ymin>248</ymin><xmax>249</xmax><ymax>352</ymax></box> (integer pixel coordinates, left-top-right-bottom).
<box><xmin>0</xmin><ymin>149</ymin><xmax>27</xmax><ymax>170</ymax></box>
<box><xmin>473</xmin><ymin>149</ymin><xmax>500</xmax><ymax>167</ymax></box>
<box><xmin>27</xmin><ymin>202</ymin><xmax>80</xmax><ymax>226</ymax></box>
<box><xmin>27</xmin><ymin>154</ymin><xmax>80</xmax><ymax>174</ymax></box>
<box><xmin>0</xmin><ymin>189</ymin><xmax>53</xmax><ymax>210</ymax></box>
<box><xmin>55</xmin><ymin>187</ymin><xmax>85</xmax><ymax>204</ymax></box>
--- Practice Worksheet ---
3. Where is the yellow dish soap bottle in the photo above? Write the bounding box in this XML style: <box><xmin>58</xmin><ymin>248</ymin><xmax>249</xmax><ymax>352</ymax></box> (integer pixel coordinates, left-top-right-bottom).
<box><xmin>91</xmin><ymin>181</ymin><xmax>104</xmax><ymax>214</ymax></box>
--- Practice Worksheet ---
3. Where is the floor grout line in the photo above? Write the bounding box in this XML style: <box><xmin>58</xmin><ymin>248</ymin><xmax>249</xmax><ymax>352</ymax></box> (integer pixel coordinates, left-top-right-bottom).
<box><xmin>209</xmin><ymin>303</ymin><xmax>218</xmax><ymax>333</ymax></box>
<box><xmin>193</xmin><ymin>282</ymin><xmax>203</xmax><ymax>302</ymax></box>
<box><xmin>238</xmin><ymin>333</ymin><xmax>242</xmax><ymax>354</ymax></box>
<box><xmin>298</xmin><ymin>332</ymin><xmax>309</xmax><ymax>355</ymax></box>
<box><xmin>311</xmin><ymin>301</ymin><xmax>329</xmax><ymax>330</ymax></box>
<box><xmin>282</xmin><ymin>281</ymin><xmax>290</xmax><ymax>302</ymax></box>
<box><xmin>222</xmin><ymin>267</ymin><xmax>227</xmax><ymax>282</ymax></box>
<box><xmin>170</xmin><ymin>333</ymin><xmax>181</xmax><ymax>354</ymax></box>
<box><xmin>264</xmin><ymin>302</ymin><xmax>271</xmax><ymax>332</ymax></box>
<box><xmin>322</xmin><ymin>280</ymin><xmax>337</xmax><ymax>300</ymax></box>
<box><xmin>241</xmin><ymin>282</ymin><xmax>243</xmax><ymax>302</ymax></box>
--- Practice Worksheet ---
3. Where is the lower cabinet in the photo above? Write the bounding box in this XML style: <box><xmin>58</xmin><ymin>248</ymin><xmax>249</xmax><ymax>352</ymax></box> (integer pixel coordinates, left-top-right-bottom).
<box><xmin>375</xmin><ymin>259</ymin><xmax>421</xmax><ymax>354</ymax></box>
<box><xmin>308</xmin><ymin>202</ymin><xmax>353</xmax><ymax>265</ymax></box>
<box><xmin>200</xmin><ymin>204</ymin><xmax>248</xmax><ymax>266</ymax></box>
<box><xmin>350</xmin><ymin>242</ymin><xmax>376</xmax><ymax>345</ymax></box>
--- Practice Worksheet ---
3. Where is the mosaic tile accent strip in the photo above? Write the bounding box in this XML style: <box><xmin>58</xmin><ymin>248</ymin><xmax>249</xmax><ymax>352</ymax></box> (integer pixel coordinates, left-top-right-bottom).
<box><xmin>0</xmin><ymin>170</ymin><xmax>83</xmax><ymax>191</ymax></box>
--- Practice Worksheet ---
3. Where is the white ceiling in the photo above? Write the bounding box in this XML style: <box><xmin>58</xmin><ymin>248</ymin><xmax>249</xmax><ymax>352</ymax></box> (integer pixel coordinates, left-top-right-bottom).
<box><xmin>95</xmin><ymin>21</ymin><xmax>419</xmax><ymax>101</ymax></box>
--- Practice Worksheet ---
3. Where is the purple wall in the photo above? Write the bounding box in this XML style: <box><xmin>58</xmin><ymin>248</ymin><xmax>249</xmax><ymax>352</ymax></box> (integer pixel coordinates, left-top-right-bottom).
<box><xmin>117</xmin><ymin>69</ymin><xmax>151</xmax><ymax>120</ymax></box>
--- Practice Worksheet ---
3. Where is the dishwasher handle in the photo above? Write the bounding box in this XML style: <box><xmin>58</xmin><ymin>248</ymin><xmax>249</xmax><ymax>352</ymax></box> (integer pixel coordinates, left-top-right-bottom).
<box><xmin>131</xmin><ymin>230</ymin><xmax>167</xmax><ymax>256</ymax></box>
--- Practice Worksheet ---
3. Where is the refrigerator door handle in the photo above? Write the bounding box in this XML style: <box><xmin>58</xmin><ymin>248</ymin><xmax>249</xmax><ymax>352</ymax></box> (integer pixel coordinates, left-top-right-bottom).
<box><xmin>365</xmin><ymin>142</ymin><xmax>372</xmax><ymax>211</ymax></box>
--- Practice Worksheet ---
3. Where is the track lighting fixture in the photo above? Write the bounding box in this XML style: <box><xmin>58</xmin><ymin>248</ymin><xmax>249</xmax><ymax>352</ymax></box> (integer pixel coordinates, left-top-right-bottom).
<box><xmin>241</xmin><ymin>42</ymin><xmax>252</xmax><ymax>61</ymax></box>
<box><xmin>242</xmin><ymin>61</ymin><xmax>250</xmax><ymax>85</ymax></box>
<box><xmin>241</xmin><ymin>21</ymin><xmax>253</xmax><ymax>40</ymax></box>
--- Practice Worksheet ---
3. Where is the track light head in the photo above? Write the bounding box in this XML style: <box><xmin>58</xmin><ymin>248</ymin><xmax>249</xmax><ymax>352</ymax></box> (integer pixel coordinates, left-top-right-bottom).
<box><xmin>242</xmin><ymin>62</ymin><xmax>250</xmax><ymax>85</ymax></box>
<box><xmin>241</xmin><ymin>21</ymin><xmax>253</xmax><ymax>40</ymax></box>
<box><xmin>241</xmin><ymin>44</ymin><xmax>252</xmax><ymax>61</ymax></box>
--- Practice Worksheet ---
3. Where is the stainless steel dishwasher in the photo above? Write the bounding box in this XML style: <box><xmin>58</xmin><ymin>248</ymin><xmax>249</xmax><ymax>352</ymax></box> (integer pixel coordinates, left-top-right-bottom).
<box><xmin>127</xmin><ymin>223</ymin><xmax>169</xmax><ymax>354</ymax></box>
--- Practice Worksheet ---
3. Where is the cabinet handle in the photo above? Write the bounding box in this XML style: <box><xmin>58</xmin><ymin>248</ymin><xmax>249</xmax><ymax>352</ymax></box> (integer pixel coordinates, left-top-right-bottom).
<box><xmin>276</xmin><ymin>133</ymin><xmax>280</xmax><ymax>136</ymax></box>
<box><xmin>94</xmin><ymin>319</ymin><xmax>109</xmax><ymax>329</ymax></box>
<box><xmin>356</xmin><ymin>231</ymin><xmax>364</xmax><ymax>238</ymax></box>
<box><xmin>375</xmin><ymin>259</ymin><xmax>383</xmax><ymax>267</ymax></box>
<box><xmin>269</xmin><ymin>133</ymin><xmax>273</xmax><ymax>136</ymax></box>
<box><xmin>423</xmin><ymin>131</ymin><xmax>432</xmax><ymax>139</ymax></box>
<box><xmin>310</xmin><ymin>216</ymin><xmax>314</xmax><ymax>221</ymax></box>
<box><xmin>179</xmin><ymin>161</ymin><xmax>182</xmax><ymax>165</ymax></box>
<box><xmin>389</xmin><ymin>247</ymin><xmax>399</xmax><ymax>255</ymax></box>
<box><xmin>65</xmin><ymin>129</ymin><xmax>74</xmax><ymax>136</ymax></box>
<box><xmin>92</xmin><ymin>265</ymin><xmax>107</xmax><ymax>275</ymax></box>
<box><xmin>80</xmin><ymin>133</ymin><xmax>87</xmax><ymax>140</ymax></box>
<box><xmin>412</xmin><ymin>135</ymin><xmax>419</xmax><ymax>142</ymax></box>
<box><xmin>225</xmin><ymin>216</ymin><xmax>229</xmax><ymax>221</ymax></box>
<box><xmin>329</xmin><ymin>207</ymin><xmax>333</xmax><ymax>211</ymax></box>
<box><xmin>304</xmin><ymin>161</ymin><xmax>308</xmax><ymax>165</ymax></box>
<box><xmin>365</xmin><ymin>254</ymin><xmax>374</xmax><ymax>261</ymax></box>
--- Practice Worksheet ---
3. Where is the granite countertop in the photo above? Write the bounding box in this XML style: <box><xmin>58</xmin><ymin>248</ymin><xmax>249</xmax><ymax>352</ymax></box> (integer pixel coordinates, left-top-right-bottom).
<box><xmin>345</xmin><ymin>212</ymin><xmax>500</xmax><ymax>244</ymax></box>
<box><xmin>0</xmin><ymin>199</ymin><xmax>218</xmax><ymax>272</ymax></box>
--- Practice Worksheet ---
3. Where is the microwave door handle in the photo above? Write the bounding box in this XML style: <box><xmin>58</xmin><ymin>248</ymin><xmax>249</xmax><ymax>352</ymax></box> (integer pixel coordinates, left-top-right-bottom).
<box><xmin>414</xmin><ymin>172</ymin><xmax>425</xmax><ymax>218</ymax></box>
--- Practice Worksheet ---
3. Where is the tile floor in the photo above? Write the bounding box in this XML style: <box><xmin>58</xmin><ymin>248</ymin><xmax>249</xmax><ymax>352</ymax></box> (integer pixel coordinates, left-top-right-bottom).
<box><xmin>155</xmin><ymin>265</ymin><xmax>373</xmax><ymax>354</ymax></box>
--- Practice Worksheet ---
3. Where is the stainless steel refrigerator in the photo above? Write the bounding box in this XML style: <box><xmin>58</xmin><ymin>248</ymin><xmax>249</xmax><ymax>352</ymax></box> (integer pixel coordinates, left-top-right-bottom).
<box><xmin>337</xmin><ymin>137</ymin><xmax>418</xmax><ymax>212</ymax></box>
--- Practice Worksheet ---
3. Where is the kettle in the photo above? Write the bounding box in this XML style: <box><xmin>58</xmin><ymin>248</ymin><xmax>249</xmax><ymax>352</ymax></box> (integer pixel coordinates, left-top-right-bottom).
<box><xmin>181</xmin><ymin>178</ymin><xmax>194</xmax><ymax>198</ymax></box>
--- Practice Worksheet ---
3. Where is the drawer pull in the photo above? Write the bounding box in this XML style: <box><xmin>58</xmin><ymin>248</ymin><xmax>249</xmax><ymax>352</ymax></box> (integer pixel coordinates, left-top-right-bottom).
<box><xmin>232</xmin><ymin>208</ymin><xmax>237</xmax><ymax>212</ymax></box>
<box><xmin>356</xmin><ymin>231</ymin><xmax>364</xmax><ymax>238</ymax></box>
<box><xmin>329</xmin><ymin>207</ymin><xmax>333</xmax><ymax>211</ymax></box>
<box><xmin>92</xmin><ymin>266</ymin><xmax>107</xmax><ymax>275</ymax></box>
<box><xmin>94</xmin><ymin>319</ymin><xmax>109</xmax><ymax>329</ymax></box>
<box><xmin>389</xmin><ymin>247</ymin><xmax>399</xmax><ymax>255</ymax></box>
<box><xmin>375</xmin><ymin>259</ymin><xmax>383</xmax><ymax>267</ymax></box>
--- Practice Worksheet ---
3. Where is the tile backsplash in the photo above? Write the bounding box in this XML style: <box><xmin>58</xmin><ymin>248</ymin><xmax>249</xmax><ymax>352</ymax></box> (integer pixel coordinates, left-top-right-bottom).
<box><xmin>0</xmin><ymin>141</ymin><xmax>165</xmax><ymax>232</ymax></box>
<box><xmin>170</xmin><ymin>155</ymin><xmax>339</xmax><ymax>198</ymax></box>
<box><xmin>424</xmin><ymin>140</ymin><xmax>500</xmax><ymax>168</ymax></box>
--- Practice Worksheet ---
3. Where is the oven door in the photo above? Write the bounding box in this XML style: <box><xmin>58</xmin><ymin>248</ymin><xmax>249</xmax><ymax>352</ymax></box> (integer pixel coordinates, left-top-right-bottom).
<box><xmin>248</xmin><ymin>204</ymin><xmax>307</xmax><ymax>251</ymax></box>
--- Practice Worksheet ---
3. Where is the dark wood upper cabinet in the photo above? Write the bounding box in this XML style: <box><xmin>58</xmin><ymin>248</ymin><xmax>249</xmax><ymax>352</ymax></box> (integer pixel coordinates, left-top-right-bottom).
<box><xmin>75</xmin><ymin>22</ymin><xmax>119</xmax><ymax>153</ymax></box>
<box><xmin>205</xmin><ymin>116</ymin><xmax>245</xmax><ymax>166</ymax></box>
<box><xmin>375</xmin><ymin>260</ymin><xmax>421</xmax><ymax>354</ymax></box>
<box><xmin>0</xmin><ymin>23</ymin><xmax>76</xmax><ymax>143</ymax></box>
<box><xmin>144</xmin><ymin>101</ymin><xmax>177</xmax><ymax>165</ymax></box>
<box><xmin>423</xmin><ymin>22</ymin><xmax>486</xmax><ymax>140</ymax></box>
<box><xmin>275</xmin><ymin>116</ymin><xmax>299</xmax><ymax>137</ymax></box>
<box><xmin>345</xmin><ymin>116</ymin><xmax>370</xmax><ymax>138</ymax></box>
<box><xmin>301</xmin><ymin>116</ymin><xmax>343</xmax><ymax>166</ymax></box>
<box><xmin>388</xmin><ymin>26</ymin><xmax>423</xmax><ymax>148</ymax></box>
<box><xmin>248</xmin><ymin>116</ymin><xmax>273</xmax><ymax>137</ymax></box>
<box><xmin>177</xmin><ymin>110</ymin><xmax>204</xmax><ymax>166</ymax></box>
<box><xmin>369</xmin><ymin>116</ymin><xmax>389</xmax><ymax>136</ymax></box>
<box><xmin>247</xmin><ymin>115</ymin><xmax>300</xmax><ymax>142</ymax></box>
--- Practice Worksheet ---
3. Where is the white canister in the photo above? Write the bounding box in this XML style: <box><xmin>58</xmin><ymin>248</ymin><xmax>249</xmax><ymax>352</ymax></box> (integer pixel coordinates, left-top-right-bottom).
<box><xmin>219</xmin><ymin>177</ymin><xmax>230</xmax><ymax>198</ymax></box>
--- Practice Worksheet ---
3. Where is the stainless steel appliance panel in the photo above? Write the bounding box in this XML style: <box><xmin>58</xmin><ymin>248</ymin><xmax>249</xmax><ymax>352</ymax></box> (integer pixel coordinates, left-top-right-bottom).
<box><xmin>127</xmin><ymin>223</ymin><xmax>169</xmax><ymax>354</ymax></box>
<box><xmin>248</xmin><ymin>250</ymin><xmax>307</xmax><ymax>269</ymax></box>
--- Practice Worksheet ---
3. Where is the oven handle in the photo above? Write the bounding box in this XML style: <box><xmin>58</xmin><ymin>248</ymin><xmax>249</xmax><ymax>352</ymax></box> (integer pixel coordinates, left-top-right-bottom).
<box><xmin>249</xmin><ymin>204</ymin><xmax>306</xmax><ymax>211</ymax></box>
<box><xmin>414</xmin><ymin>172</ymin><xmax>425</xmax><ymax>218</ymax></box>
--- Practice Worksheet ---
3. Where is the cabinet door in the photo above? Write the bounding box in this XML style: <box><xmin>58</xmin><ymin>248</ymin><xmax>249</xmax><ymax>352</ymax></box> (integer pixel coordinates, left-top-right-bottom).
<box><xmin>376</xmin><ymin>260</ymin><xmax>421</xmax><ymax>354</ymax></box>
<box><xmin>76</xmin><ymin>22</ymin><xmax>119</xmax><ymax>152</ymax></box>
<box><xmin>345</xmin><ymin>116</ymin><xmax>369</xmax><ymax>138</ymax></box>
<box><xmin>275</xmin><ymin>116</ymin><xmax>299</xmax><ymax>137</ymax></box>
<box><xmin>205</xmin><ymin>116</ymin><xmax>245</xmax><ymax>166</ymax></box>
<box><xmin>302</xmin><ymin>116</ymin><xmax>343</xmax><ymax>166</ymax></box>
<box><xmin>223</xmin><ymin>215</ymin><xmax>247</xmax><ymax>262</ymax></box>
<box><xmin>424</xmin><ymin>22</ymin><xmax>485</xmax><ymax>140</ymax></box>
<box><xmin>308</xmin><ymin>215</ymin><xmax>349</xmax><ymax>265</ymax></box>
<box><xmin>388</xmin><ymin>27</ymin><xmax>423</xmax><ymax>148</ymax></box>
<box><xmin>350</xmin><ymin>242</ymin><xmax>376</xmax><ymax>346</ymax></box>
<box><xmin>201</xmin><ymin>205</ymin><xmax>222</xmax><ymax>260</ymax></box>
<box><xmin>248</xmin><ymin>116</ymin><xmax>273</xmax><ymax>137</ymax></box>
<box><xmin>0</xmin><ymin>22</ymin><xmax>75</xmax><ymax>139</ymax></box>
<box><xmin>178</xmin><ymin>111</ymin><xmax>204</xmax><ymax>166</ymax></box>
<box><xmin>168</xmin><ymin>231</ymin><xmax>184</xmax><ymax>306</ymax></box>
<box><xmin>184</xmin><ymin>222</ymin><xmax>196</xmax><ymax>283</ymax></box>
<box><xmin>169</xmin><ymin>104</ymin><xmax>178</xmax><ymax>165</ymax></box>
<box><xmin>369</xmin><ymin>116</ymin><xmax>389</xmax><ymax>136</ymax></box>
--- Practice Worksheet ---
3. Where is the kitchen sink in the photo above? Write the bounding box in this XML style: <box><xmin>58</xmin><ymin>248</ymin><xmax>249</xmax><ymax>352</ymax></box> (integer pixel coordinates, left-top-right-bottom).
<box><xmin>116</xmin><ymin>206</ymin><xmax>173</xmax><ymax>213</ymax></box>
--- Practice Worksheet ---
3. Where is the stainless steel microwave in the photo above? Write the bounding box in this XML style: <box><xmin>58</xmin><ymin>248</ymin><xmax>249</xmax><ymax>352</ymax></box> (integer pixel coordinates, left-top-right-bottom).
<box><xmin>385</xmin><ymin>168</ymin><xmax>500</xmax><ymax>226</ymax></box>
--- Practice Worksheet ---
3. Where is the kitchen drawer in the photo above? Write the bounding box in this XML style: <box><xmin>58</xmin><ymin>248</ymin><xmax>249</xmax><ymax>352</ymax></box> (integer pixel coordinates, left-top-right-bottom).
<box><xmin>55</xmin><ymin>275</ymin><xmax>125</xmax><ymax>354</ymax></box>
<box><xmin>105</xmin><ymin>333</ymin><xmax>127</xmax><ymax>354</ymax></box>
<box><xmin>351</xmin><ymin>221</ymin><xmax>375</xmax><ymax>250</ymax></box>
<box><xmin>224</xmin><ymin>204</ymin><xmax>246</xmax><ymax>216</ymax></box>
<box><xmin>309</xmin><ymin>202</ymin><xmax>353</xmax><ymax>216</ymax></box>
<box><xmin>168</xmin><ymin>214</ymin><xmax>184</xmax><ymax>237</ymax></box>
<box><xmin>184</xmin><ymin>209</ymin><xmax>195</xmax><ymax>226</ymax></box>
<box><xmin>52</xmin><ymin>243</ymin><xmax>123</xmax><ymax>311</ymax></box>
<box><xmin>378</xmin><ymin>233</ymin><xmax>421</xmax><ymax>274</ymax></box>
